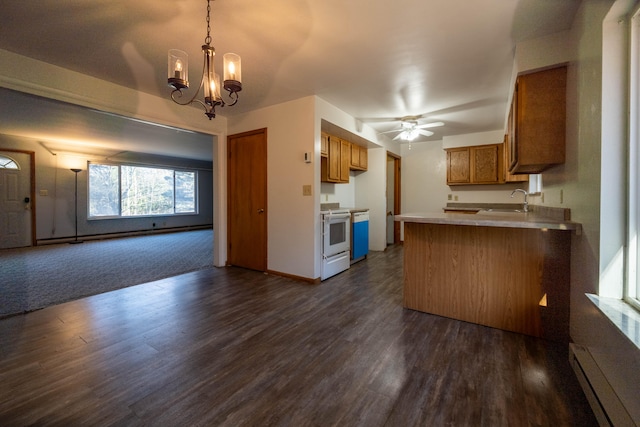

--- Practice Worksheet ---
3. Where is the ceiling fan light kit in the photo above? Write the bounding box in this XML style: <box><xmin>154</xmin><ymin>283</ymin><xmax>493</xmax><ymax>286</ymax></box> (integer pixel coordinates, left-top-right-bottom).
<box><xmin>167</xmin><ymin>0</ymin><xmax>242</xmax><ymax>120</ymax></box>
<box><xmin>383</xmin><ymin>117</ymin><xmax>444</xmax><ymax>142</ymax></box>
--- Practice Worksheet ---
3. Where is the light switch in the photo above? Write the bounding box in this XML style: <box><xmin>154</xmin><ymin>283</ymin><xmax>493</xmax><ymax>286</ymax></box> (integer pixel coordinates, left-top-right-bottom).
<box><xmin>40</xmin><ymin>189</ymin><xmax>48</xmax><ymax>196</ymax></box>
<box><xmin>302</xmin><ymin>185</ymin><xmax>312</xmax><ymax>196</ymax></box>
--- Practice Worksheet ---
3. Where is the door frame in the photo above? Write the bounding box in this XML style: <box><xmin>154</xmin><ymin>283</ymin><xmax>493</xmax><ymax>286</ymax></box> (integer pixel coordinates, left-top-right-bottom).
<box><xmin>387</xmin><ymin>152</ymin><xmax>401</xmax><ymax>244</ymax></box>
<box><xmin>0</xmin><ymin>148</ymin><xmax>36</xmax><ymax>247</ymax></box>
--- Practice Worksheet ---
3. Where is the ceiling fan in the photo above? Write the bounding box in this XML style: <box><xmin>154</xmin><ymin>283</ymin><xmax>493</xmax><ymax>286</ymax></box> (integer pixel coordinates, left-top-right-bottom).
<box><xmin>379</xmin><ymin>116</ymin><xmax>445</xmax><ymax>141</ymax></box>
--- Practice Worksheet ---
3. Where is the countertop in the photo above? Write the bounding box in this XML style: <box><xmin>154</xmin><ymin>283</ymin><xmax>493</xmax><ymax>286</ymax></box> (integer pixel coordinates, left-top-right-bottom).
<box><xmin>395</xmin><ymin>210</ymin><xmax>581</xmax><ymax>233</ymax></box>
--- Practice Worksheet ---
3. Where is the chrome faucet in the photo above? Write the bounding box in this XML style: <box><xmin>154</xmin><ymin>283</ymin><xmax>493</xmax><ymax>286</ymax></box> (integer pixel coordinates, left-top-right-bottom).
<box><xmin>510</xmin><ymin>189</ymin><xmax>528</xmax><ymax>212</ymax></box>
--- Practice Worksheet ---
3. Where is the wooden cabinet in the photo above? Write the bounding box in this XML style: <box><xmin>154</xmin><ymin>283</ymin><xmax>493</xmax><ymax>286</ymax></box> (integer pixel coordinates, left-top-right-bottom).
<box><xmin>473</xmin><ymin>144</ymin><xmax>502</xmax><ymax>184</ymax></box>
<box><xmin>509</xmin><ymin>66</ymin><xmax>566</xmax><ymax>174</ymax></box>
<box><xmin>446</xmin><ymin>144</ymin><xmax>503</xmax><ymax>185</ymax></box>
<box><xmin>321</xmin><ymin>136</ymin><xmax>350</xmax><ymax>183</ymax></box>
<box><xmin>321</xmin><ymin>132</ymin><xmax>329</xmax><ymax>157</ymax></box>
<box><xmin>446</xmin><ymin>139</ymin><xmax>528</xmax><ymax>185</ymax></box>
<box><xmin>446</xmin><ymin>147</ymin><xmax>471</xmax><ymax>184</ymax></box>
<box><xmin>321</xmin><ymin>134</ymin><xmax>368</xmax><ymax>183</ymax></box>
<box><xmin>339</xmin><ymin>139</ymin><xmax>351</xmax><ymax>182</ymax></box>
<box><xmin>402</xmin><ymin>221</ymin><xmax>571</xmax><ymax>341</ymax></box>
<box><xmin>503</xmin><ymin>132</ymin><xmax>528</xmax><ymax>183</ymax></box>
<box><xmin>349</xmin><ymin>144</ymin><xmax>368</xmax><ymax>171</ymax></box>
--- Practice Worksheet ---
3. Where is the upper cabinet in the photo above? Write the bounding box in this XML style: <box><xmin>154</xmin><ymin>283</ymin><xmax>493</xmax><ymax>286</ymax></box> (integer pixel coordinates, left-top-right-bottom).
<box><xmin>321</xmin><ymin>132</ymin><xmax>329</xmax><ymax>157</ymax></box>
<box><xmin>446</xmin><ymin>144</ymin><xmax>502</xmax><ymax>185</ymax></box>
<box><xmin>445</xmin><ymin>141</ymin><xmax>528</xmax><ymax>186</ymax></box>
<box><xmin>321</xmin><ymin>135</ymin><xmax>347</xmax><ymax>183</ymax></box>
<box><xmin>350</xmin><ymin>144</ymin><xmax>368</xmax><ymax>171</ymax></box>
<box><xmin>446</xmin><ymin>147</ymin><xmax>471</xmax><ymax>184</ymax></box>
<box><xmin>321</xmin><ymin>133</ymin><xmax>368</xmax><ymax>183</ymax></box>
<box><xmin>509</xmin><ymin>66</ymin><xmax>567</xmax><ymax>174</ymax></box>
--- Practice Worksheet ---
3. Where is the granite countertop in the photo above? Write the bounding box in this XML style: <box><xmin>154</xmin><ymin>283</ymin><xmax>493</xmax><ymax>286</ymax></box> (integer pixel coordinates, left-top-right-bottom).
<box><xmin>395</xmin><ymin>208</ymin><xmax>581</xmax><ymax>233</ymax></box>
<box><xmin>346</xmin><ymin>207</ymin><xmax>369</xmax><ymax>213</ymax></box>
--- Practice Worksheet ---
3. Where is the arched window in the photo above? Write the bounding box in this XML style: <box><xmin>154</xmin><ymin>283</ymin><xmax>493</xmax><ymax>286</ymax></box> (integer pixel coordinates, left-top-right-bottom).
<box><xmin>0</xmin><ymin>155</ymin><xmax>19</xmax><ymax>169</ymax></box>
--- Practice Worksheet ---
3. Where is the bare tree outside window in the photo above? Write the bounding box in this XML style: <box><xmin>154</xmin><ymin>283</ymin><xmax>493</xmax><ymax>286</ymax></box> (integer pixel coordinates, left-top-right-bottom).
<box><xmin>88</xmin><ymin>163</ymin><xmax>197</xmax><ymax>218</ymax></box>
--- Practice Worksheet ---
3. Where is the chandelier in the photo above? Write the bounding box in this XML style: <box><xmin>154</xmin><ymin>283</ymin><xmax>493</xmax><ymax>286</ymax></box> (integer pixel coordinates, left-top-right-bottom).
<box><xmin>167</xmin><ymin>0</ymin><xmax>242</xmax><ymax>120</ymax></box>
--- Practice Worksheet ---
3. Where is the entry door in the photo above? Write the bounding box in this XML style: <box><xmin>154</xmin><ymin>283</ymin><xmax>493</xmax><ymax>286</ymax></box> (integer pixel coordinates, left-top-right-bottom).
<box><xmin>0</xmin><ymin>151</ymin><xmax>33</xmax><ymax>249</ymax></box>
<box><xmin>227</xmin><ymin>128</ymin><xmax>267</xmax><ymax>271</ymax></box>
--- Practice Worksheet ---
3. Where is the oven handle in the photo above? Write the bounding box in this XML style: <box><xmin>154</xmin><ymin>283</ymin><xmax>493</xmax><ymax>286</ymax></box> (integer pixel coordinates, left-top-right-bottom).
<box><xmin>323</xmin><ymin>212</ymin><xmax>351</xmax><ymax>221</ymax></box>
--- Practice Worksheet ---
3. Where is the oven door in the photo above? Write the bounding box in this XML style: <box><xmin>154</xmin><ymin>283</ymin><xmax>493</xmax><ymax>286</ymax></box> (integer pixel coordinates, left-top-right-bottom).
<box><xmin>322</xmin><ymin>212</ymin><xmax>351</xmax><ymax>256</ymax></box>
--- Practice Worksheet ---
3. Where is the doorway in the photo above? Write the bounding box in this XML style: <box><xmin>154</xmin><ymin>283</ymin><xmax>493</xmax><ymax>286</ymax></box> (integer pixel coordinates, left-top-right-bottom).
<box><xmin>0</xmin><ymin>150</ymin><xmax>35</xmax><ymax>249</ymax></box>
<box><xmin>227</xmin><ymin>128</ymin><xmax>268</xmax><ymax>271</ymax></box>
<box><xmin>386</xmin><ymin>153</ymin><xmax>401</xmax><ymax>245</ymax></box>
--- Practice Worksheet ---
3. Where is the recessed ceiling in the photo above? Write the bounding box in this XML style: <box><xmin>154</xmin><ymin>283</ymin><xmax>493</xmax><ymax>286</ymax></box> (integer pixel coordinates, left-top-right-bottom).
<box><xmin>0</xmin><ymin>0</ymin><xmax>581</xmax><ymax>154</ymax></box>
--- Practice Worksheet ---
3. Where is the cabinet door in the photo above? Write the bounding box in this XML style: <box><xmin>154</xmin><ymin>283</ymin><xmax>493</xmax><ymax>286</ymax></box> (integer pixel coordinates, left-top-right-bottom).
<box><xmin>349</xmin><ymin>145</ymin><xmax>368</xmax><ymax>171</ymax></box>
<box><xmin>472</xmin><ymin>145</ymin><xmax>500</xmax><ymax>184</ymax></box>
<box><xmin>503</xmin><ymin>133</ymin><xmax>528</xmax><ymax>183</ymax></box>
<box><xmin>350</xmin><ymin>144</ymin><xmax>360</xmax><ymax>168</ymax></box>
<box><xmin>359</xmin><ymin>147</ymin><xmax>368</xmax><ymax>170</ymax></box>
<box><xmin>446</xmin><ymin>148</ymin><xmax>470</xmax><ymax>184</ymax></box>
<box><xmin>321</xmin><ymin>132</ymin><xmax>329</xmax><ymax>157</ymax></box>
<box><xmin>512</xmin><ymin>66</ymin><xmax>566</xmax><ymax>173</ymax></box>
<box><xmin>328</xmin><ymin>136</ymin><xmax>341</xmax><ymax>181</ymax></box>
<box><xmin>340</xmin><ymin>139</ymin><xmax>351</xmax><ymax>182</ymax></box>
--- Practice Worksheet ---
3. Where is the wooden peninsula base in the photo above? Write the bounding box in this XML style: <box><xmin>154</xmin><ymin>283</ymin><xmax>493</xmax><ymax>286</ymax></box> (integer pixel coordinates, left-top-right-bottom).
<box><xmin>402</xmin><ymin>221</ymin><xmax>571</xmax><ymax>341</ymax></box>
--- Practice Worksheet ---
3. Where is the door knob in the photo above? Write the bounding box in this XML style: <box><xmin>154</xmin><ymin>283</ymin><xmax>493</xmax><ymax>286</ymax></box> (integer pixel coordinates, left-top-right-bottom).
<box><xmin>24</xmin><ymin>197</ymin><xmax>30</xmax><ymax>203</ymax></box>
<box><xmin>257</xmin><ymin>209</ymin><xmax>265</xmax><ymax>213</ymax></box>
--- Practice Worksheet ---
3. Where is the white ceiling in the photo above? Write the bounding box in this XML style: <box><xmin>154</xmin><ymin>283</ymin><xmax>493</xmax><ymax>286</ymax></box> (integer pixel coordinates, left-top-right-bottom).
<box><xmin>0</xmin><ymin>0</ymin><xmax>581</xmax><ymax>158</ymax></box>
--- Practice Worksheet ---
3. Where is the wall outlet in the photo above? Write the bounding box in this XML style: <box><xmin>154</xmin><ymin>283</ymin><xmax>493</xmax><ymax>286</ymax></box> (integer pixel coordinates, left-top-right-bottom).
<box><xmin>447</xmin><ymin>194</ymin><xmax>452</xmax><ymax>201</ymax></box>
<box><xmin>454</xmin><ymin>195</ymin><xmax>459</xmax><ymax>201</ymax></box>
<box><xmin>302</xmin><ymin>184</ymin><xmax>312</xmax><ymax>196</ymax></box>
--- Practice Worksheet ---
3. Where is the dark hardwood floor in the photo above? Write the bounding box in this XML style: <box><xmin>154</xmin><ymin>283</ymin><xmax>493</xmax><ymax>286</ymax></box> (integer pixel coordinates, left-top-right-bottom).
<box><xmin>0</xmin><ymin>244</ymin><xmax>595</xmax><ymax>426</ymax></box>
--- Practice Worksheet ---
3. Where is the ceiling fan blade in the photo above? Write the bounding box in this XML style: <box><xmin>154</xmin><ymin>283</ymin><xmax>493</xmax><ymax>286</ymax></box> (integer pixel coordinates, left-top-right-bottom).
<box><xmin>392</xmin><ymin>133</ymin><xmax>403</xmax><ymax>141</ymax></box>
<box><xmin>416</xmin><ymin>121</ymin><xmax>444</xmax><ymax>129</ymax></box>
<box><xmin>418</xmin><ymin>130</ymin><xmax>434</xmax><ymax>137</ymax></box>
<box><xmin>379</xmin><ymin>129</ymin><xmax>401</xmax><ymax>134</ymax></box>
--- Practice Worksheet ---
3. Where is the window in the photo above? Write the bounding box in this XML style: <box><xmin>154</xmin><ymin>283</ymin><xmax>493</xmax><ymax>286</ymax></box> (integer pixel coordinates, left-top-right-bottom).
<box><xmin>627</xmin><ymin>8</ymin><xmax>640</xmax><ymax>311</ymax></box>
<box><xmin>0</xmin><ymin>155</ymin><xmax>19</xmax><ymax>169</ymax></box>
<box><xmin>89</xmin><ymin>163</ymin><xmax>197</xmax><ymax>218</ymax></box>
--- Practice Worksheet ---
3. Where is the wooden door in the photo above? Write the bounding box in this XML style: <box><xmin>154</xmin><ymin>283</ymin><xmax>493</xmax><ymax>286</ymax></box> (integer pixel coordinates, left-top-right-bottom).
<box><xmin>0</xmin><ymin>150</ymin><xmax>34</xmax><ymax>249</ymax></box>
<box><xmin>227</xmin><ymin>129</ymin><xmax>267</xmax><ymax>271</ymax></box>
<box><xmin>386</xmin><ymin>153</ymin><xmax>401</xmax><ymax>245</ymax></box>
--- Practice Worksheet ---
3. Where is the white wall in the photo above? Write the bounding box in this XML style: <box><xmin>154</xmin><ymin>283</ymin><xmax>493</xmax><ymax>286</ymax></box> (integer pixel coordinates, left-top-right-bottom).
<box><xmin>441</xmin><ymin>129</ymin><xmax>504</xmax><ymax>149</ymax></box>
<box><xmin>227</xmin><ymin>97</ymin><xmax>317</xmax><ymax>279</ymax></box>
<box><xmin>401</xmin><ymin>131</ymin><xmax>527</xmax><ymax>215</ymax></box>
<box><xmin>354</xmin><ymin>147</ymin><xmax>388</xmax><ymax>251</ymax></box>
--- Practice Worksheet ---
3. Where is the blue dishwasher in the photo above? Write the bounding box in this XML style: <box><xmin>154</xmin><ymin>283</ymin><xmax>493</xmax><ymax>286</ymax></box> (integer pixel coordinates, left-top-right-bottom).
<box><xmin>351</xmin><ymin>211</ymin><xmax>369</xmax><ymax>263</ymax></box>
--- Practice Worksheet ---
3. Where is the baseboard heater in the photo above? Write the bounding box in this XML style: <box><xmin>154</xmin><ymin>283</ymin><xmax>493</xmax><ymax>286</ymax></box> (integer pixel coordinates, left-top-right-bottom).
<box><xmin>569</xmin><ymin>343</ymin><xmax>635</xmax><ymax>426</ymax></box>
<box><xmin>36</xmin><ymin>224</ymin><xmax>212</xmax><ymax>246</ymax></box>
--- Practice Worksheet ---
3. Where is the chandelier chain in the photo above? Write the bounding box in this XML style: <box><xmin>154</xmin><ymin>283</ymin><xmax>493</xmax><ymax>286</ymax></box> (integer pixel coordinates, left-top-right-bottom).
<box><xmin>205</xmin><ymin>0</ymin><xmax>212</xmax><ymax>45</ymax></box>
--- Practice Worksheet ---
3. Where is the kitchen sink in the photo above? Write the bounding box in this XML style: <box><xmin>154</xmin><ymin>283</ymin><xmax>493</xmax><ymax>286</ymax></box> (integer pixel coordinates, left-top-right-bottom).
<box><xmin>481</xmin><ymin>208</ymin><xmax>524</xmax><ymax>213</ymax></box>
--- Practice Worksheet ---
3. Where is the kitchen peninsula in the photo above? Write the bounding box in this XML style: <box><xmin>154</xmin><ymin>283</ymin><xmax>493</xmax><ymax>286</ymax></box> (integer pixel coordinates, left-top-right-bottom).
<box><xmin>396</xmin><ymin>208</ymin><xmax>580</xmax><ymax>342</ymax></box>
